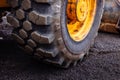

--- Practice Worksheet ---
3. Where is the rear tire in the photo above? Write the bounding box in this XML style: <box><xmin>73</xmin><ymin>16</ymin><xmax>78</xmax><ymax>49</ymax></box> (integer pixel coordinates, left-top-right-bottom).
<box><xmin>7</xmin><ymin>0</ymin><xmax>104</xmax><ymax>68</ymax></box>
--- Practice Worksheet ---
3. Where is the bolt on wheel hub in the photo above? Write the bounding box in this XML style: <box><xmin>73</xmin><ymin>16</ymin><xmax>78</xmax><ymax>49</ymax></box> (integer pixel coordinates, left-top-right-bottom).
<box><xmin>77</xmin><ymin>0</ymin><xmax>88</xmax><ymax>22</ymax></box>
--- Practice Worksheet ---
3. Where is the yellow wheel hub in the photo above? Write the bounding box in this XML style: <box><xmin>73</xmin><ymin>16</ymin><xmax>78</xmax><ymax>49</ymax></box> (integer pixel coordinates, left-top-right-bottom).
<box><xmin>67</xmin><ymin>0</ymin><xmax>97</xmax><ymax>42</ymax></box>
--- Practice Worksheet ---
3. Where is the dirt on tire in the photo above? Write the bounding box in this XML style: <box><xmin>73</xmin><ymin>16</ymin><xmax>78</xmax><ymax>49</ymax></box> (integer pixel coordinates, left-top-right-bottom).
<box><xmin>7</xmin><ymin>0</ymin><xmax>104</xmax><ymax>68</ymax></box>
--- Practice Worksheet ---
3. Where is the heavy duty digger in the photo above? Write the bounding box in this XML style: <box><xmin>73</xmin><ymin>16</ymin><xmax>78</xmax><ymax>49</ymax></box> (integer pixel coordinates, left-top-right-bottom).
<box><xmin>0</xmin><ymin>0</ymin><xmax>120</xmax><ymax>68</ymax></box>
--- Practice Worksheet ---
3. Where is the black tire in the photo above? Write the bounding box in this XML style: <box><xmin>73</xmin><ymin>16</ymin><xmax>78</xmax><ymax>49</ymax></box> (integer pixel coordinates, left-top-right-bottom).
<box><xmin>7</xmin><ymin>0</ymin><xmax>104</xmax><ymax>68</ymax></box>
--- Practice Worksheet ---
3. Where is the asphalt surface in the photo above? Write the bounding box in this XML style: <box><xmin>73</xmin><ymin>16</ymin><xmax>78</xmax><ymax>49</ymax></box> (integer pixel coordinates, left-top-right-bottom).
<box><xmin>0</xmin><ymin>32</ymin><xmax>120</xmax><ymax>80</ymax></box>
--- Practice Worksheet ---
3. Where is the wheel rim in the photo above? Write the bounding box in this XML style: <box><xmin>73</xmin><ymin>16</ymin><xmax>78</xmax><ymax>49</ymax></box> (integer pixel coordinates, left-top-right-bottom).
<box><xmin>66</xmin><ymin>0</ymin><xmax>97</xmax><ymax>42</ymax></box>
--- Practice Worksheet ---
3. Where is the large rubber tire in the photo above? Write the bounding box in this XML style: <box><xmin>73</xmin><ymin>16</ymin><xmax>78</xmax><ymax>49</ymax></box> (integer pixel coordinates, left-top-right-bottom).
<box><xmin>7</xmin><ymin>0</ymin><xmax>104</xmax><ymax>68</ymax></box>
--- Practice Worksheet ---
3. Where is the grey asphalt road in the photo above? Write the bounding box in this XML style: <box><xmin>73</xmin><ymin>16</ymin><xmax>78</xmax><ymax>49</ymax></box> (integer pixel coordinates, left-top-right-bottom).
<box><xmin>0</xmin><ymin>32</ymin><xmax>120</xmax><ymax>80</ymax></box>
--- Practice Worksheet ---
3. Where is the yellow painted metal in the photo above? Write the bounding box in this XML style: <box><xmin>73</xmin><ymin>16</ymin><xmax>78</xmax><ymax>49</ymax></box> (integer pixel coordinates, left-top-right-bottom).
<box><xmin>67</xmin><ymin>0</ymin><xmax>97</xmax><ymax>42</ymax></box>
<box><xmin>0</xmin><ymin>0</ymin><xmax>9</xmax><ymax>7</ymax></box>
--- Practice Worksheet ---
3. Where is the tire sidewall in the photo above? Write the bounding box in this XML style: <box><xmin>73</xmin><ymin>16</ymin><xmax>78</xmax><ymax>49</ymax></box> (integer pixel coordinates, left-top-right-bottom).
<box><xmin>61</xmin><ymin>0</ymin><xmax>104</xmax><ymax>54</ymax></box>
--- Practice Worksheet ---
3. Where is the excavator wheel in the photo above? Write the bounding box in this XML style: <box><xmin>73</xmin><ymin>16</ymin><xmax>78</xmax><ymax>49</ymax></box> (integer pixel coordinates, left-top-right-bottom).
<box><xmin>7</xmin><ymin>0</ymin><xmax>104</xmax><ymax>68</ymax></box>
